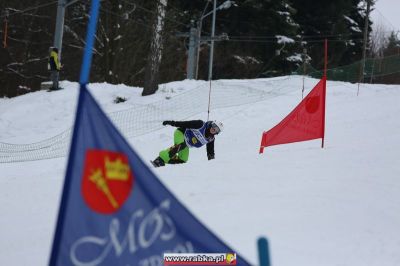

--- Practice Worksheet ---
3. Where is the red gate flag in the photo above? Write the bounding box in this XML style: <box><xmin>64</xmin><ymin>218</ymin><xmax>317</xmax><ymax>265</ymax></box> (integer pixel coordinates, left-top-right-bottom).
<box><xmin>259</xmin><ymin>76</ymin><xmax>326</xmax><ymax>153</ymax></box>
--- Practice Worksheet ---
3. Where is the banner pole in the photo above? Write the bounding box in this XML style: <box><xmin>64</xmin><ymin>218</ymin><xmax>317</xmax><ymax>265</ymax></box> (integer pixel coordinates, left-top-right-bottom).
<box><xmin>48</xmin><ymin>1</ymin><xmax>100</xmax><ymax>264</ymax></box>
<box><xmin>257</xmin><ymin>237</ymin><xmax>271</xmax><ymax>266</ymax></box>
<box><xmin>79</xmin><ymin>0</ymin><xmax>100</xmax><ymax>85</ymax></box>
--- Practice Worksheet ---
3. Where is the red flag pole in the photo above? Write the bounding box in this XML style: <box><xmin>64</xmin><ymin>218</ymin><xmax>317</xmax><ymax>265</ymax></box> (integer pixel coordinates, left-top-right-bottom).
<box><xmin>324</xmin><ymin>39</ymin><xmax>328</xmax><ymax>77</ymax></box>
<box><xmin>3</xmin><ymin>18</ymin><xmax>8</xmax><ymax>48</ymax></box>
<box><xmin>259</xmin><ymin>132</ymin><xmax>265</xmax><ymax>154</ymax></box>
<box><xmin>322</xmin><ymin>39</ymin><xmax>328</xmax><ymax>148</ymax></box>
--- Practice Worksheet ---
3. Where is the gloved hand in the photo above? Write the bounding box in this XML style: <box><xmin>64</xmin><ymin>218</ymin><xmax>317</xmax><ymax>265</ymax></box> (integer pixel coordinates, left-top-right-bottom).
<box><xmin>163</xmin><ymin>120</ymin><xmax>173</xmax><ymax>126</ymax></box>
<box><xmin>208</xmin><ymin>154</ymin><xmax>215</xmax><ymax>160</ymax></box>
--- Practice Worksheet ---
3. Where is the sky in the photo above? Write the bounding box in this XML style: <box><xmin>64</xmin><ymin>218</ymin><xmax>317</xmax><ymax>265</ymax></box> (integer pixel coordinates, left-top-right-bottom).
<box><xmin>371</xmin><ymin>0</ymin><xmax>400</xmax><ymax>33</ymax></box>
<box><xmin>0</xmin><ymin>76</ymin><xmax>400</xmax><ymax>265</ymax></box>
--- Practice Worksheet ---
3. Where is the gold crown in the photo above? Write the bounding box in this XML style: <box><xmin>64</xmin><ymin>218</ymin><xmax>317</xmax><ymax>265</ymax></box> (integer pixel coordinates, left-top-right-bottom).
<box><xmin>105</xmin><ymin>157</ymin><xmax>130</xmax><ymax>181</ymax></box>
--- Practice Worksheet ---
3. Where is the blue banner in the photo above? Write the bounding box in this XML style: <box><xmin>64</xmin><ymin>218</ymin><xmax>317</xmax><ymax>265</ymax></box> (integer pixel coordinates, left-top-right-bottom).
<box><xmin>49</xmin><ymin>0</ymin><xmax>250</xmax><ymax>264</ymax></box>
<box><xmin>49</xmin><ymin>85</ymin><xmax>250</xmax><ymax>265</ymax></box>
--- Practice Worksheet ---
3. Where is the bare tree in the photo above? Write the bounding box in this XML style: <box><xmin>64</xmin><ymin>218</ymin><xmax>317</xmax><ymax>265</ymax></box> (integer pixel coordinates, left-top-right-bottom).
<box><xmin>370</xmin><ymin>20</ymin><xmax>387</xmax><ymax>58</ymax></box>
<box><xmin>142</xmin><ymin>0</ymin><xmax>168</xmax><ymax>96</ymax></box>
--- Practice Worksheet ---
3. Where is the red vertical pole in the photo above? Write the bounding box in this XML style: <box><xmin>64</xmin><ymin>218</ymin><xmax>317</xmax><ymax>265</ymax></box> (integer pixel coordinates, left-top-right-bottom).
<box><xmin>321</xmin><ymin>76</ymin><xmax>327</xmax><ymax>148</ymax></box>
<box><xmin>324</xmin><ymin>39</ymin><xmax>328</xmax><ymax>77</ymax></box>
<box><xmin>3</xmin><ymin>19</ymin><xmax>7</xmax><ymax>48</ymax></box>
<box><xmin>322</xmin><ymin>39</ymin><xmax>328</xmax><ymax>148</ymax></box>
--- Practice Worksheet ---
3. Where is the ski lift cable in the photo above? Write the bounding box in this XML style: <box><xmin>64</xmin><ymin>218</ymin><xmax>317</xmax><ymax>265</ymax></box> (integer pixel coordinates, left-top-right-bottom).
<box><xmin>0</xmin><ymin>1</ymin><xmax>59</xmax><ymax>19</ymax></box>
<box><xmin>98</xmin><ymin>7</ymin><xmax>181</xmax><ymax>42</ymax></box>
<box><xmin>228</xmin><ymin>33</ymin><xmax>365</xmax><ymax>39</ymax></box>
<box><xmin>226</xmin><ymin>38</ymin><xmax>366</xmax><ymax>43</ymax></box>
<box><xmin>374</xmin><ymin>8</ymin><xmax>398</xmax><ymax>32</ymax></box>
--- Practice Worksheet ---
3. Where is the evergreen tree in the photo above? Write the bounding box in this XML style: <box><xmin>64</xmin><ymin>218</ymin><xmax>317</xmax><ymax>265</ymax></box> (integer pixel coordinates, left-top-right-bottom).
<box><xmin>383</xmin><ymin>31</ymin><xmax>400</xmax><ymax>56</ymax></box>
<box><xmin>291</xmin><ymin>0</ymin><xmax>371</xmax><ymax>69</ymax></box>
<box><xmin>0</xmin><ymin>1</ymin><xmax>55</xmax><ymax>97</ymax></box>
<box><xmin>200</xmin><ymin>0</ymin><xmax>302</xmax><ymax>78</ymax></box>
<box><xmin>339</xmin><ymin>0</ymin><xmax>366</xmax><ymax>65</ymax></box>
<box><xmin>0</xmin><ymin>0</ymin><xmax>387</xmax><ymax>98</ymax></box>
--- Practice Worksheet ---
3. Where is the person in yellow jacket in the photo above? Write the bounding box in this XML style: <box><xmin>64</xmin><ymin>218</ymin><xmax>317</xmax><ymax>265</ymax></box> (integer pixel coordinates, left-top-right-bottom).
<box><xmin>48</xmin><ymin>47</ymin><xmax>61</xmax><ymax>90</ymax></box>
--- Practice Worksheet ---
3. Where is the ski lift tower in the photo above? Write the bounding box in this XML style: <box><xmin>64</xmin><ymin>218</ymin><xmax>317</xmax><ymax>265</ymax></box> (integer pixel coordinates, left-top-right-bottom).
<box><xmin>197</xmin><ymin>0</ymin><xmax>234</xmax><ymax>80</ymax></box>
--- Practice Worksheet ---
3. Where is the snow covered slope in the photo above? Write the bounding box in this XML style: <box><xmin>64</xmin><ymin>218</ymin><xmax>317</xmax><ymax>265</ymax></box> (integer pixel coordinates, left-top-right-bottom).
<box><xmin>0</xmin><ymin>76</ymin><xmax>399</xmax><ymax>266</ymax></box>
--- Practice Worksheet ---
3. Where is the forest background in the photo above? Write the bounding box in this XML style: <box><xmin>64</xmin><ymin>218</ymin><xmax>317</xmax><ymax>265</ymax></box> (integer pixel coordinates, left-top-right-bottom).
<box><xmin>1</xmin><ymin>0</ymin><xmax>399</xmax><ymax>97</ymax></box>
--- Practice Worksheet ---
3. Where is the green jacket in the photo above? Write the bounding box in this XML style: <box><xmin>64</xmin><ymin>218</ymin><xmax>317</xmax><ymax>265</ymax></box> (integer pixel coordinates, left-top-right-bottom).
<box><xmin>48</xmin><ymin>51</ymin><xmax>61</xmax><ymax>71</ymax></box>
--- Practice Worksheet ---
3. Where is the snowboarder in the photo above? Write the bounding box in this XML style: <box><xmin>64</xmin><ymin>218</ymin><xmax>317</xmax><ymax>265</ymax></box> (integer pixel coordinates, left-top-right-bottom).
<box><xmin>48</xmin><ymin>47</ymin><xmax>61</xmax><ymax>91</ymax></box>
<box><xmin>151</xmin><ymin>120</ymin><xmax>224</xmax><ymax>167</ymax></box>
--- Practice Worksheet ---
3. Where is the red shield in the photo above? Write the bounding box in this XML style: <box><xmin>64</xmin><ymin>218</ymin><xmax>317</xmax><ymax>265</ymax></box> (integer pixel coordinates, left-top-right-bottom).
<box><xmin>81</xmin><ymin>149</ymin><xmax>134</xmax><ymax>214</ymax></box>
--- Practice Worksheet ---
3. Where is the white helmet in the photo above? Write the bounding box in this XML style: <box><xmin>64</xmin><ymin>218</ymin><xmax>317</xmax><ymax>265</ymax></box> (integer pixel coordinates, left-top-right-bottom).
<box><xmin>211</xmin><ymin>121</ymin><xmax>224</xmax><ymax>134</ymax></box>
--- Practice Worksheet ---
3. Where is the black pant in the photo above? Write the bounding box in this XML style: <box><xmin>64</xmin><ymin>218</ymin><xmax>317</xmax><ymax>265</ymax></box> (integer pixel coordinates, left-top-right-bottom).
<box><xmin>50</xmin><ymin>71</ymin><xmax>59</xmax><ymax>90</ymax></box>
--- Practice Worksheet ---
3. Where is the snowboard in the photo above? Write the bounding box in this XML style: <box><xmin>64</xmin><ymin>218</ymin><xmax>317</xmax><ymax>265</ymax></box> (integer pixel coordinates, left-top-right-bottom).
<box><xmin>47</xmin><ymin>87</ymin><xmax>64</xmax><ymax>92</ymax></box>
<box><xmin>150</xmin><ymin>160</ymin><xmax>161</xmax><ymax>168</ymax></box>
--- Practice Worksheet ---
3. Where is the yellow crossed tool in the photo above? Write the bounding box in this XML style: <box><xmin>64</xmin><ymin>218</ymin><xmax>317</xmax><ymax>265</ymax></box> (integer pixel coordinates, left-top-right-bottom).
<box><xmin>89</xmin><ymin>168</ymin><xmax>119</xmax><ymax>208</ymax></box>
<box><xmin>89</xmin><ymin>157</ymin><xmax>130</xmax><ymax>208</ymax></box>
